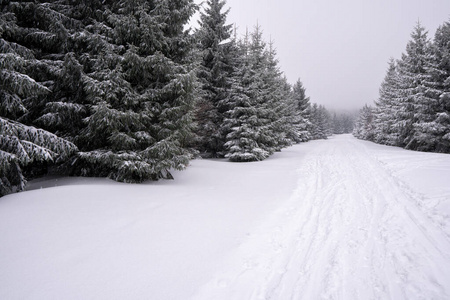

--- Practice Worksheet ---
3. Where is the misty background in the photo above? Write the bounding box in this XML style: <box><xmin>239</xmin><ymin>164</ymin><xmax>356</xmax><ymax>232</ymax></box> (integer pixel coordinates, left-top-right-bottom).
<box><xmin>190</xmin><ymin>0</ymin><xmax>450</xmax><ymax>111</ymax></box>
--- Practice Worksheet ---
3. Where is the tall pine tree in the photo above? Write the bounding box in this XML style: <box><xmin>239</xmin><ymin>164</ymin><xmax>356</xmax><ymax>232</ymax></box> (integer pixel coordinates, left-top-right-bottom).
<box><xmin>373</xmin><ymin>58</ymin><xmax>402</xmax><ymax>145</ymax></box>
<box><xmin>419</xmin><ymin>20</ymin><xmax>450</xmax><ymax>152</ymax></box>
<box><xmin>396</xmin><ymin>22</ymin><xmax>434</xmax><ymax>149</ymax></box>
<box><xmin>223</xmin><ymin>26</ymin><xmax>289</xmax><ymax>161</ymax></box>
<box><xmin>194</xmin><ymin>0</ymin><xmax>235</xmax><ymax>157</ymax></box>
<box><xmin>291</xmin><ymin>79</ymin><xmax>311</xmax><ymax>141</ymax></box>
<box><xmin>223</xmin><ymin>30</ymin><xmax>269</xmax><ymax>161</ymax></box>
<box><xmin>74</xmin><ymin>0</ymin><xmax>198</xmax><ymax>181</ymax></box>
<box><xmin>353</xmin><ymin>104</ymin><xmax>374</xmax><ymax>141</ymax></box>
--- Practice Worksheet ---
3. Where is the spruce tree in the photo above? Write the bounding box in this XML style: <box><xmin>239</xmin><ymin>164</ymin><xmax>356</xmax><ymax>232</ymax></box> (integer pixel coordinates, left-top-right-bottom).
<box><xmin>355</xmin><ymin>21</ymin><xmax>449</xmax><ymax>153</ymax></box>
<box><xmin>3</xmin><ymin>0</ymin><xmax>199</xmax><ymax>182</ymax></box>
<box><xmin>223</xmin><ymin>26</ymin><xmax>287</xmax><ymax>161</ymax></box>
<box><xmin>247</xmin><ymin>25</ymin><xmax>278</xmax><ymax>155</ymax></box>
<box><xmin>291</xmin><ymin>79</ymin><xmax>311</xmax><ymax>141</ymax></box>
<box><xmin>418</xmin><ymin>20</ymin><xmax>450</xmax><ymax>152</ymax></box>
<box><xmin>258</xmin><ymin>41</ymin><xmax>291</xmax><ymax>151</ymax></box>
<box><xmin>396</xmin><ymin>22</ymin><xmax>434</xmax><ymax>149</ymax></box>
<box><xmin>353</xmin><ymin>104</ymin><xmax>375</xmax><ymax>141</ymax></box>
<box><xmin>195</xmin><ymin>0</ymin><xmax>234</xmax><ymax>157</ymax></box>
<box><xmin>74</xmin><ymin>0</ymin><xmax>198</xmax><ymax>181</ymax></box>
<box><xmin>278</xmin><ymin>77</ymin><xmax>302</xmax><ymax>144</ymax></box>
<box><xmin>223</xmin><ymin>31</ymin><xmax>270</xmax><ymax>161</ymax></box>
<box><xmin>373</xmin><ymin>58</ymin><xmax>402</xmax><ymax>145</ymax></box>
<box><xmin>309</xmin><ymin>104</ymin><xmax>331</xmax><ymax>140</ymax></box>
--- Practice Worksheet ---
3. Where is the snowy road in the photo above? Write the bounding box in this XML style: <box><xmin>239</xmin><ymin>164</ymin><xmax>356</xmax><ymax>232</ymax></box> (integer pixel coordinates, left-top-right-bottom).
<box><xmin>193</xmin><ymin>136</ymin><xmax>450</xmax><ymax>300</ymax></box>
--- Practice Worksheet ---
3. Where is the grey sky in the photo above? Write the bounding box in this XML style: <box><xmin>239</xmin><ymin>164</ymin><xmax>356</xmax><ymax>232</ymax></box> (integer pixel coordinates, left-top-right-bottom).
<box><xmin>191</xmin><ymin>0</ymin><xmax>450</xmax><ymax>111</ymax></box>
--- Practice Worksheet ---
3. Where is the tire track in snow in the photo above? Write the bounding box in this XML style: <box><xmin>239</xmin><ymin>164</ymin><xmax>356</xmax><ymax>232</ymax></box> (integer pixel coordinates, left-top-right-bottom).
<box><xmin>192</xmin><ymin>136</ymin><xmax>450</xmax><ymax>300</ymax></box>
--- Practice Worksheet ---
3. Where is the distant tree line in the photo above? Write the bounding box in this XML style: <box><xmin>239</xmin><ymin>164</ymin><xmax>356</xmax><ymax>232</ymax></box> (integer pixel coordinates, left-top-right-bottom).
<box><xmin>331</xmin><ymin>111</ymin><xmax>356</xmax><ymax>134</ymax></box>
<box><xmin>0</xmin><ymin>0</ymin><xmax>334</xmax><ymax>196</ymax></box>
<box><xmin>354</xmin><ymin>21</ymin><xmax>450</xmax><ymax>153</ymax></box>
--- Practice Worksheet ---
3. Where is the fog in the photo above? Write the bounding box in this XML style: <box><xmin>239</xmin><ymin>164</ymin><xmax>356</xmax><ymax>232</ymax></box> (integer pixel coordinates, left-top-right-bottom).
<box><xmin>191</xmin><ymin>0</ymin><xmax>450</xmax><ymax>110</ymax></box>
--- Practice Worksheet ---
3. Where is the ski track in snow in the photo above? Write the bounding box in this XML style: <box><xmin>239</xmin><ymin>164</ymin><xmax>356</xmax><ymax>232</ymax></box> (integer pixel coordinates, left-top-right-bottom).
<box><xmin>192</xmin><ymin>136</ymin><xmax>450</xmax><ymax>300</ymax></box>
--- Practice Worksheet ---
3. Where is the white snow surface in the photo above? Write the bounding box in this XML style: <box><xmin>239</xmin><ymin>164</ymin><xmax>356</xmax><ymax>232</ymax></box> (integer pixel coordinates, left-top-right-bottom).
<box><xmin>1</xmin><ymin>134</ymin><xmax>450</xmax><ymax>299</ymax></box>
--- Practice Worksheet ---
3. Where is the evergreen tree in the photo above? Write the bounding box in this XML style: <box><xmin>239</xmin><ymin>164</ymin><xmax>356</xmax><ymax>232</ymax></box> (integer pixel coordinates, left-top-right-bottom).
<box><xmin>246</xmin><ymin>26</ymin><xmax>279</xmax><ymax>155</ymax></box>
<box><xmin>259</xmin><ymin>41</ymin><xmax>291</xmax><ymax>151</ymax></box>
<box><xmin>223</xmin><ymin>26</ymin><xmax>295</xmax><ymax>161</ymax></box>
<box><xmin>195</xmin><ymin>0</ymin><xmax>234</xmax><ymax>157</ymax></box>
<box><xmin>353</xmin><ymin>104</ymin><xmax>375</xmax><ymax>141</ymax></box>
<box><xmin>418</xmin><ymin>20</ymin><xmax>450</xmax><ymax>152</ymax></box>
<box><xmin>309</xmin><ymin>104</ymin><xmax>331</xmax><ymax>139</ymax></box>
<box><xmin>360</xmin><ymin>21</ymin><xmax>449</xmax><ymax>153</ymax></box>
<box><xmin>291</xmin><ymin>79</ymin><xmax>311</xmax><ymax>141</ymax></box>
<box><xmin>373</xmin><ymin>58</ymin><xmax>402</xmax><ymax>145</ymax></box>
<box><xmin>396</xmin><ymin>22</ymin><xmax>435</xmax><ymax>150</ymax></box>
<box><xmin>74</xmin><ymin>0</ymin><xmax>198</xmax><ymax>181</ymax></box>
<box><xmin>278</xmin><ymin>77</ymin><xmax>302</xmax><ymax>144</ymax></box>
<box><xmin>308</xmin><ymin>104</ymin><xmax>320</xmax><ymax>139</ymax></box>
<box><xmin>2</xmin><ymin>0</ymin><xmax>199</xmax><ymax>183</ymax></box>
<box><xmin>223</xmin><ymin>30</ymin><xmax>270</xmax><ymax>161</ymax></box>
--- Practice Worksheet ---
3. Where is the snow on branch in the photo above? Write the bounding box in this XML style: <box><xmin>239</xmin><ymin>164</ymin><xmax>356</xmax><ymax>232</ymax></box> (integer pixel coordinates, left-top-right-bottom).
<box><xmin>0</xmin><ymin>70</ymin><xmax>50</xmax><ymax>97</ymax></box>
<box><xmin>0</xmin><ymin>118</ymin><xmax>78</xmax><ymax>162</ymax></box>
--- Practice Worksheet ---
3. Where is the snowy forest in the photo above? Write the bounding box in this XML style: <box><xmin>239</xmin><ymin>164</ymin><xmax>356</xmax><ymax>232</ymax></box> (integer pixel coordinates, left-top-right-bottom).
<box><xmin>3</xmin><ymin>2</ymin><xmax>450</xmax><ymax>298</ymax></box>
<box><xmin>353</xmin><ymin>21</ymin><xmax>450</xmax><ymax>153</ymax></box>
<box><xmin>0</xmin><ymin>0</ymin><xmax>343</xmax><ymax>197</ymax></box>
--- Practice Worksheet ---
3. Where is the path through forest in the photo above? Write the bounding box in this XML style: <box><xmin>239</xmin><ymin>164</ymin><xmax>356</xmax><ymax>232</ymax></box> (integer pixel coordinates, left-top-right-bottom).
<box><xmin>192</xmin><ymin>135</ymin><xmax>450</xmax><ymax>300</ymax></box>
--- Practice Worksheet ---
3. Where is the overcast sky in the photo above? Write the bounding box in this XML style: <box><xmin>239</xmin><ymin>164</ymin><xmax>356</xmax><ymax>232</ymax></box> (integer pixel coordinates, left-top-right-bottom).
<box><xmin>190</xmin><ymin>0</ymin><xmax>450</xmax><ymax>111</ymax></box>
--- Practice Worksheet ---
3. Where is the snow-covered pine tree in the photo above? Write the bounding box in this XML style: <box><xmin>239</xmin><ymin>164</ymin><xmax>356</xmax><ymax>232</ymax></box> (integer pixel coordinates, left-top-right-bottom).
<box><xmin>277</xmin><ymin>77</ymin><xmax>302</xmax><ymax>144</ymax></box>
<box><xmin>396</xmin><ymin>22</ymin><xmax>435</xmax><ymax>150</ymax></box>
<box><xmin>308</xmin><ymin>105</ymin><xmax>317</xmax><ymax>138</ymax></box>
<box><xmin>417</xmin><ymin>20</ymin><xmax>450</xmax><ymax>153</ymax></box>
<box><xmin>309</xmin><ymin>104</ymin><xmax>331</xmax><ymax>140</ymax></box>
<box><xmin>362</xmin><ymin>20</ymin><xmax>450</xmax><ymax>153</ymax></box>
<box><xmin>223</xmin><ymin>31</ymin><xmax>268</xmax><ymax>161</ymax></box>
<box><xmin>258</xmin><ymin>41</ymin><xmax>291</xmax><ymax>151</ymax></box>
<box><xmin>37</xmin><ymin>1</ymin><xmax>112</xmax><ymax>138</ymax></box>
<box><xmin>322</xmin><ymin>105</ymin><xmax>334</xmax><ymax>137</ymax></box>
<box><xmin>291</xmin><ymin>79</ymin><xmax>311</xmax><ymax>141</ymax></box>
<box><xmin>245</xmin><ymin>25</ymin><xmax>279</xmax><ymax>155</ymax></box>
<box><xmin>373</xmin><ymin>58</ymin><xmax>403</xmax><ymax>145</ymax></box>
<box><xmin>353</xmin><ymin>104</ymin><xmax>375</xmax><ymax>141</ymax></box>
<box><xmin>223</xmin><ymin>25</ymin><xmax>286</xmax><ymax>161</ymax></box>
<box><xmin>2</xmin><ymin>0</ymin><xmax>199</xmax><ymax>186</ymax></box>
<box><xmin>194</xmin><ymin>0</ymin><xmax>235</xmax><ymax>157</ymax></box>
<box><xmin>75</xmin><ymin>0</ymin><xmax>198</xmax><ymax>182</ymax></box>
<box><xmin>308</xmin><ymin>104</ymin><xmax>319</xmax><ymax>139</ymax></box>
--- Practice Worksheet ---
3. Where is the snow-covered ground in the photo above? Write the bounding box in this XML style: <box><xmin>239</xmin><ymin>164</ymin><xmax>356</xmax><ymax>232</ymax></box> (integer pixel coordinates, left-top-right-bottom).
<box><xmin>1</xmin><ymin>134</ymin><xmax>450</xmax><ymax>299</ymax></box>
